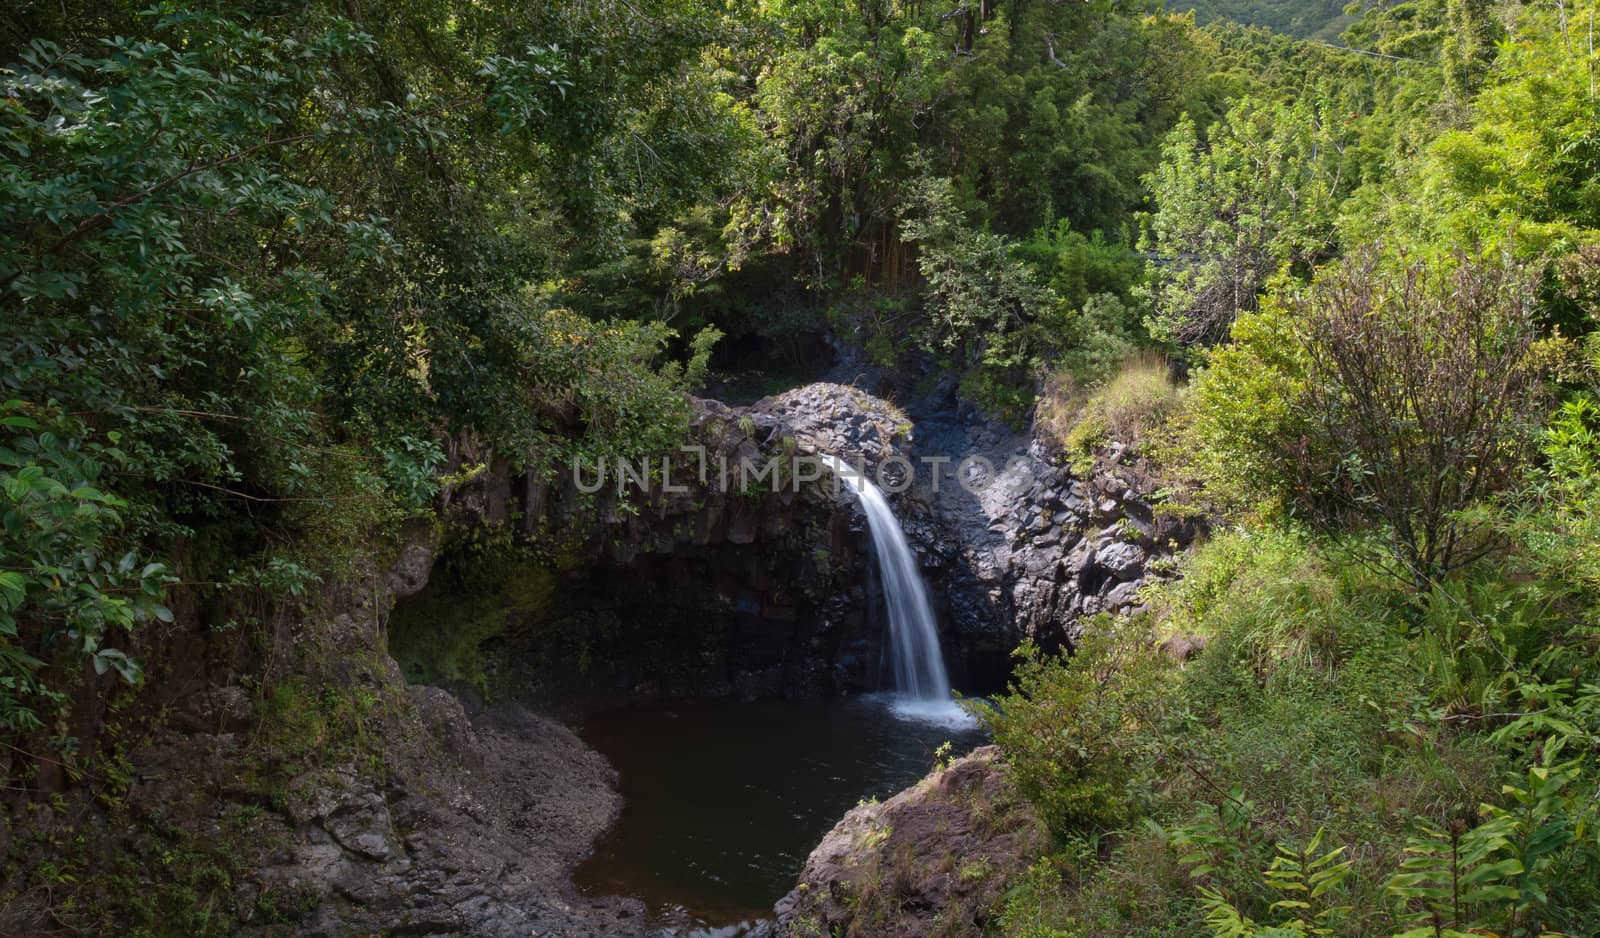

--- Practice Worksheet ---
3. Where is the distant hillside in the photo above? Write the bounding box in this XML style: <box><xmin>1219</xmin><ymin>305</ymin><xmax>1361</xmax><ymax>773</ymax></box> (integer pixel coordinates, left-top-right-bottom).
<box><xmin>1168</xmin><ymin>0</ymin><xmax>1353</xmax><ymax>38</ymax></box>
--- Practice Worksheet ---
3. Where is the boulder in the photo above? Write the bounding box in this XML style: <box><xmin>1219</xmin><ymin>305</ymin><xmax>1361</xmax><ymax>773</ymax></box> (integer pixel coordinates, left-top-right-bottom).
<box><xmin>774</xmin><ymin>746</ymin><xmax>1048</xmax><ymax>938</ymax></box>
<box><xmin>1095</xmin><ymin>541</ymin><xmax>1147</xmax><ymax>580</ymax></box>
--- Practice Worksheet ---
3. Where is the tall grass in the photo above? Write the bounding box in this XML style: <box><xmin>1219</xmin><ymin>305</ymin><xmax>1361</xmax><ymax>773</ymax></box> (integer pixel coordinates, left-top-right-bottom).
<box><xmin>1037</xmin><ymin>351</ymin><xmax>1181</xmax><ymax>472</ymax></box>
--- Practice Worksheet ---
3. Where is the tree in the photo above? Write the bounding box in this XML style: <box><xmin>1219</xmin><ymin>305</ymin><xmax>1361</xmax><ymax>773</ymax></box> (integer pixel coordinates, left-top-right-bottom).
<box><xmin>1142</xmin><ymin>97</ymin><xmax>1350</xmax><ymax>347</ymax></box>
<box><xmin>1442</xmin><ymin>0</ymin><xmax>1500</xmax><ymax>104</ymax></box>
<box><xmin>733</xmin><ymin>0</ymin><xmax>947</xmax><ymax>289</ymax></box>
<box><xmin>1292</xmin><ymin>248</ymin><xmax>1552</xmax><ymax>586</ymax></box>
<box><xmin>0</xmin><ymin>2</ymin><xmax>733</xmax><ymax>760</ymax></box>
<box><xmin>898</xmin><ymin>175</ymin><xmax>1057</xmax><ymax>416</ymax></box>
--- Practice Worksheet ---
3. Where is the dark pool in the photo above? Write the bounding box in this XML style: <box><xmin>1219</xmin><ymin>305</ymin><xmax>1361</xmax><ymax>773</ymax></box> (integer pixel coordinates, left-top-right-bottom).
<box><xmin>574</xmin><ymin>693</ymin><xmax>989</xmax><ymax>928</ymax></box>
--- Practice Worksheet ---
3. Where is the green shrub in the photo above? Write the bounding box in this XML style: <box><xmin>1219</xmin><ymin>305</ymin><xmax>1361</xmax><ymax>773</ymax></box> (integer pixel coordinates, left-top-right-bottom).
<box><xmin>256</xmin><ymin>679</ymin><xmax>383</xmax><ymax>769</ymax></box>
<box><xmin>988</xmin><ymin>530</ymin><xmax>1531</xmax><ymax>938</ymax></box>
<box><xmin>978</xmin><ymin>618</ymin><xmax>1171</xmax><ymax>837</ymax></box>
<box><xmin>1013</xmin><ymin>224</ymin><xmax>1146</xmax><ymax>313</ymax></box>
<box><xmin>1161</xmin><ymin>292</ymin><xmax>1310</xmax><ymax>518</ymax></box>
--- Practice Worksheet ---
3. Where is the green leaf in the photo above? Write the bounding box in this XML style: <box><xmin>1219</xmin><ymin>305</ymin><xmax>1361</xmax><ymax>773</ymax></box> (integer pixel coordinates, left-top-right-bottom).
<box><xmin>1461</xmin><ymin>857</ymin><xmax>1524</xmax><ymax>886</ymax></box>
<box><xmin>0</xmin><ymin>572</ymin><xmax>25</xmax><ymax>609</ymax></box>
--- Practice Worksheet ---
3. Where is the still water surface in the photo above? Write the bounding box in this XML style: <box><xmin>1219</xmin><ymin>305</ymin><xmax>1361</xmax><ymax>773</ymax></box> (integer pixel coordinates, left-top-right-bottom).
<box><xmin>575</xmin><ymin>693</ymin><xmax>988</xmax><ymax>927</ymax></box>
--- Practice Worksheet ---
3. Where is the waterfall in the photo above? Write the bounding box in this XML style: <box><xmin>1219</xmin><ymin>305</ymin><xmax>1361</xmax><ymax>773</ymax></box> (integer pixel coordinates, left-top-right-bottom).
<box><xmin>820</xmin><ymin>455</ymin><xmax>969</xmax><ymax>724</ymax></box>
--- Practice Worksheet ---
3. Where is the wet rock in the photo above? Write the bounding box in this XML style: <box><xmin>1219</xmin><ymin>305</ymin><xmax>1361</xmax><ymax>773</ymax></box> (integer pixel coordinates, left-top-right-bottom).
<box><xmin>437</xmin><ymin>383</ymin><xmax>939</xmax><ymax>716</ymax></box>
<box><xmin>901</xmin><ymin>395</ymin><xmax>1204</xmax><ymax>672</ymax></box>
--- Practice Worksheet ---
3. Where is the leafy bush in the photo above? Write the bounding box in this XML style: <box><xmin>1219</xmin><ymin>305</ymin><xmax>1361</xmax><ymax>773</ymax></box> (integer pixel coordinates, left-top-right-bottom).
<box><xmin>1013</xmin><ymin>225</ymin><xmax>1146</xmax><ymax>314</ymax></box>
<box><xmin>988</xmin><ymin>529</ymin><xmax>1546</xmax><ymax>938</ymax></box>
<box><xmin>0</xmin><ymin>7</ymin><xmax>728</xmax><ymax>762</ymax></box>
<box><xmin>1172</xmin><ymin>249</ymin><xmax>1558</xmax><ymax>587</ymax></box>
<box><xmin>977</xmin><ymin>619</ymin><xmax>1171</xmax><ymax>837</ymax></box>
<box><xmin>900</xmin><ymin>176</ymin><xmax>1057</xmax><ymax>414</ymax></box>
<box><xmin>1290</xmin><ymin>248</ymin><xmax>1555</xmax><ymax>587</ymax></box>
<box><xmin>1164</xmin><ymin>290</ymin><xmax>1310</xmax><ymax>517</ymax></box>
<box><xmin>1053</xmin><ymin>294</ymin><xmax>1147</xmax><ymax>388</ymax></box>
<box><xmin>0</xmin><ymin>403</ymin><xmax>172</xmax><ymax>732</ymax></box>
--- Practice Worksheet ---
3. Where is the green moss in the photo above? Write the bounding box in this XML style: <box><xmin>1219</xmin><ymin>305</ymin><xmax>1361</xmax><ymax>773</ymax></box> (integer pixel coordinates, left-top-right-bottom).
<box><xmin>256</xmin><ymin>679</ymin><xmax>382</xmax><ymax>769</ymax></box>
<box><xmin>2</xmin><ymin>795</ymin><xmax>289</xmax><ymax>938</ymax></box>
<box><xmin>386</xmin><ymin>544</ymin><xmax>556</xmax><ymax>695</ymax></box>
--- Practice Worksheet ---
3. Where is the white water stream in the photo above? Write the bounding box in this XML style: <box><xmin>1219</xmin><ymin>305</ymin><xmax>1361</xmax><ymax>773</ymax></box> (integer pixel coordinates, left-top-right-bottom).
<box><xmin>820</xmin><ymin>455</ymin><xmax>972</xmax><ymax>726</ymax></box>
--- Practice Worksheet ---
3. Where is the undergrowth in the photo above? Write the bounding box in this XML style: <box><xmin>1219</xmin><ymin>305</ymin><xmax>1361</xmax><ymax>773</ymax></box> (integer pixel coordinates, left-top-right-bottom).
<box><xmin>985</xmin><ymin>527</ymin><xmax>1599</xmax><ymax>937</ymax></box>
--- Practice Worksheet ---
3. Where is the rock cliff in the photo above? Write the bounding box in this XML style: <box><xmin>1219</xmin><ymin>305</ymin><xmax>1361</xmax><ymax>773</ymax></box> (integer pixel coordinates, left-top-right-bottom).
<box><xmin>406</xmin><ymin>382</ymin><xmax>1198</xmax><ymax>714</ymax></box>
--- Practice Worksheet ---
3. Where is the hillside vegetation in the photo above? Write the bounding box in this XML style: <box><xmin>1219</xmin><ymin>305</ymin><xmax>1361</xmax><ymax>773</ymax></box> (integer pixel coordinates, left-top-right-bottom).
<box><xmin>1167</xmin><ymin>0</ymin><xmax>1354</xmax><ymax>39</ymax></box>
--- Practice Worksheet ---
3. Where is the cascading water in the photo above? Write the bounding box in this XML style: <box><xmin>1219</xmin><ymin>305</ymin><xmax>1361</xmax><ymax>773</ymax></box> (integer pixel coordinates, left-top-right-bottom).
<box><xmin>820</xmin><ymin>454</ymin><xmax>971</xmax><ymax>725</ymax></box>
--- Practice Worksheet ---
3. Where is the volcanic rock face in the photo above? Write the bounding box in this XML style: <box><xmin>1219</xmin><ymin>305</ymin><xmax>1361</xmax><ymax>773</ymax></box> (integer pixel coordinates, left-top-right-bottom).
<box><xmin>886</xmin><ymin>413</ymin><xmax>1201</xmax><ymax>691</ymax></box>
<box><xmin>756</xmin><ymin>382</ymin><xmax>914</xmax><ymax>472</ymax></box>
<box><xmin>417</xmin><ymin>382</ymin><xmax>1198</xmax><ymax>712</ymax></box>
<box><xmin>962</xmin><ymin>438</ymin><xmax>1200</xmax><ymax>648</ymax></box>
<box><xmin>421</xmin><ymin>384</ymin><xmax>922</xmax><ymax>716</ymax></box>
<box><xmin>0</xmin><ymin>530</ymin><xmax>655</xmax><ymax>938</ymax></box>
<box><xmin>773</xmin><ymin>745</ymin><xmax>1049</xmax><ymax>938</ymax></box>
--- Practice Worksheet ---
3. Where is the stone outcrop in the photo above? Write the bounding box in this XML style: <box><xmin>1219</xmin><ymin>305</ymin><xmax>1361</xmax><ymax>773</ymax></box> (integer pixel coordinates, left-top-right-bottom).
<box><xmin>756</xmin><ymin>382</ymin><xmax>913</xmax><ymax>473</ymax></box>
<box><xmin>900</xmin><ymin>413</ymin><xmax>1202</xmax><ymax>688</ymax></box>
<box><xmin>125</xmin><ymin>688</ymin><xmax>644</xmax><ymax>937</ymax></box>
<box><xmin>773</xmin><ymin>746</ymin><xmax>1048</xmax><ymax>938</ymax></box>
<box><xmin>240</xmin><ymin>693</ymin><xmax>642</xmax><ymax>937</ymax></box>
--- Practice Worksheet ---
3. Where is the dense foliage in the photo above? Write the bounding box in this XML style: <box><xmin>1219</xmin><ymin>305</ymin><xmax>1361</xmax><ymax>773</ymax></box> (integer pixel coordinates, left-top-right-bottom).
<box><xmin>982</xmin><ymin>0</ymin><xmax>1600</xmax><ymax>933</ymax></box>
<box><xmin>1</xmin><ymin>2</ymin><xmax>725</xmax><ymax>757</ymax></box>
<box><xmin>1168</xmin><ymin>0</ymin><xmax>1352</xmax><ymax>39</ymax></box>
<box><xmin>5</xmin><ymin>0</ymin><xmax>1600</xmax><ymax>933</ymax></box>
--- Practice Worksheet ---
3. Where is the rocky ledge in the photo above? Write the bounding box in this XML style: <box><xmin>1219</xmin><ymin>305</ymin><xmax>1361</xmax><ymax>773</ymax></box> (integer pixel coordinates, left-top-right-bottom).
<box><xmin>242</xmin><ymin>692</ymin><xmax>638</xmax><ymax>937</ymax></box>
<box><xmin>773</xmin><ymin>745</ymin><xmax>1048</xmax><ymax>938</ymax></box>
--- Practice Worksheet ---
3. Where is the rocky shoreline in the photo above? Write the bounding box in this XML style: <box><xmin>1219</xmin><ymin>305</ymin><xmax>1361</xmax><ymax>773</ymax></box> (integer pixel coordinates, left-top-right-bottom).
<box><xmin>245</xmin><ymin>693</ymin><xmax>644</xmax><ymax>937</ymax></box>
